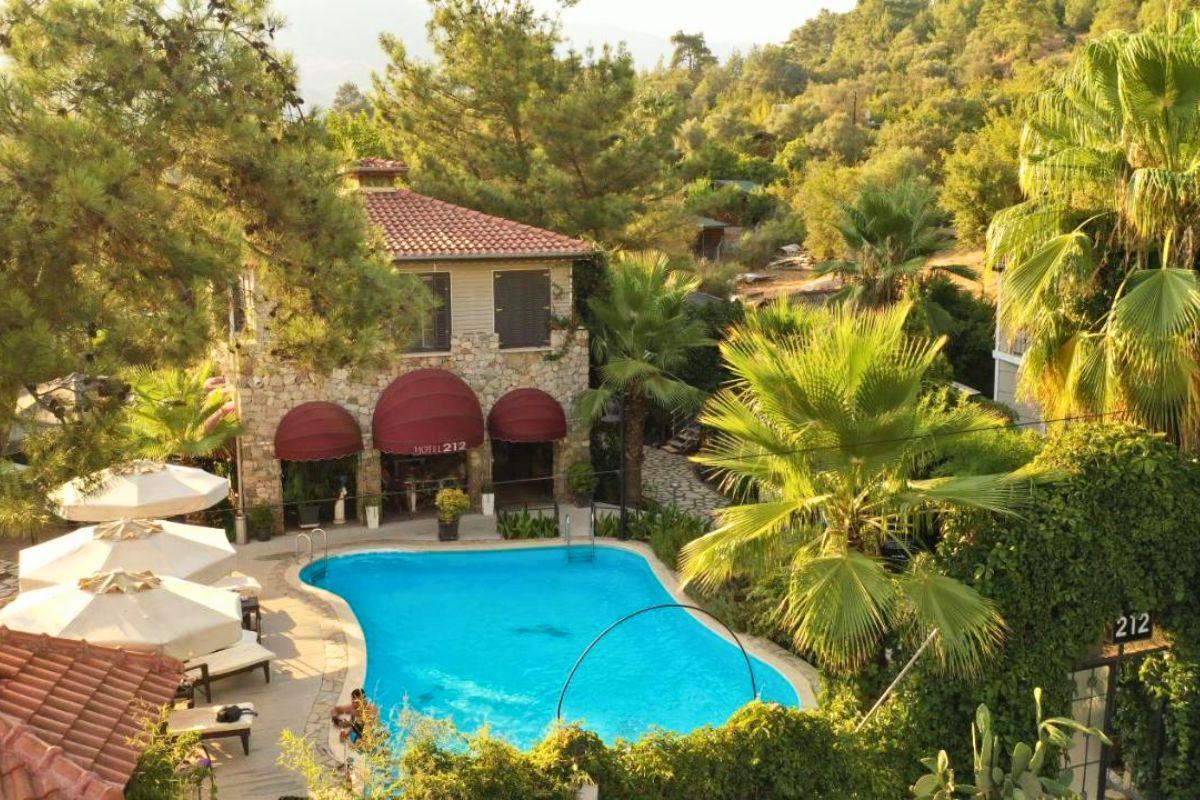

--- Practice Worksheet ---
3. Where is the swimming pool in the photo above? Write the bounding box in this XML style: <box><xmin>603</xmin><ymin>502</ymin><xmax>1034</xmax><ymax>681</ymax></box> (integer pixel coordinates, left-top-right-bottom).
<box><xmin>300</xmin><ymin>544</ymin><xmax>799</xmax><ymax>748</ymax></box>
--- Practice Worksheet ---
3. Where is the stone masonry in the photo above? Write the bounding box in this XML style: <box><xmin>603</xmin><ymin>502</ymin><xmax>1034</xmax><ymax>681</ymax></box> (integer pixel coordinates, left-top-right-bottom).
<box><xmin>232</xmin><ymin>272</ymin><xmax>589</xmax><ymax>527</ymax></box>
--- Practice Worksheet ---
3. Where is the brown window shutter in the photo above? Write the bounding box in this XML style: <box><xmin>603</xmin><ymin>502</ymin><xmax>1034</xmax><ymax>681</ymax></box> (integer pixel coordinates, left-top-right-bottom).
<box><xmin>495</xmin><ymin>270</ymin><xmax>551</xmax><ymax>348</ymax></box>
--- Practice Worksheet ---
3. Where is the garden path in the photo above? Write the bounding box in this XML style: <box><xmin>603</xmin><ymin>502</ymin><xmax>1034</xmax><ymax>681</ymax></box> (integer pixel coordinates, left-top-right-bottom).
<box><xmin>642</xmin><ymin>446</ymin><xmax>729</xmax><ymax>517</ymax></box>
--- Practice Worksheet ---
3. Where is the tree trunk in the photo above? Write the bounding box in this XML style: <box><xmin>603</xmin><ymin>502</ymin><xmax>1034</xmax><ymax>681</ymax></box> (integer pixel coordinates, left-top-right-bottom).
<box><xmin>624</xmin><ymin>391</ymin><xmax>649</xmax><ymax>508</ymax></box>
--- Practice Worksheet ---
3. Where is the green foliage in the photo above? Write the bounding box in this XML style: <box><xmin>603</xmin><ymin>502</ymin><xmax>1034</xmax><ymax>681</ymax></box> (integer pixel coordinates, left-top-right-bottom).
<box><xmin>922</xmin><ymin>277</ymin><xmax>997</xmax><ymax>393</ymax></box>
<box><xmin>125</xmin><ymin>709</ymin><xmax>215</xmax><ymax>800</ymax></box>
<box><xmin>619</xmin><ymin>503</ymin><xmax>711</xmax><ymax>569</ymax></box>
<box><xmin>0</xmin><ymin>0</ymin><xmax>427</xmax><ymax>534</ymax></box>
<box><xmin>123</xmin><ymin>361</ymin><xmax>241</xmax><ymax>465</ymax></box>
<box><xmin>734</xmin><ymin>211</ymin><xmax>807</xmax><ymax>267</ymax></box>
<box><xmin>435</xmin><ymin>488</ymin><xmax>471</xmax><ymax>523</ymax></box>
<box><xmin>885</xmin><ymin>424</ymin><xmax>1200</xmax><ymax>795</ymax></box>
<box><xmin>371</xmin><ymin>0</ymin><xmax>681</xmax><ymax>248</ymax></box>
<box><xmin>285</xmin><ymin>701</ymin><xmax>904</xmax><ymax>800</ymax></box>
<box><xmin>565</xmin><ymin>461</ymin><xmax>597</xmax><ymax>497</ymax></box>
<box><xmin>913</xmin><ymin>689</ymin><xmax>1109</xmax><ymax>799</ymax></box>
<box><xmin>498</xmin><ymin>508</ymin><xmax>558</xmax><ymax>539</ymax></box>
<box><xmin>940</xmin><ymin>116</ymin><xmax>1022</xmax><ymax>249</ymax></box>
<box><xmin>987</xmin><ymin>15</ymin><xmax>1200</xmax><ymax>443</ymax></box>
<box><xmin>817</xmin><ymin>179</ymin><xmax>967</xmax><ymax>336</ymax></box>
<box><xmin>683</xmin><ymin>301</ymin><xmax>1039</xmax><ymax>673</ymax></box>
<box><xmin>577</xmin><ymin>252</ymin><xmax>712</xmax><ymax>505</ymax></box>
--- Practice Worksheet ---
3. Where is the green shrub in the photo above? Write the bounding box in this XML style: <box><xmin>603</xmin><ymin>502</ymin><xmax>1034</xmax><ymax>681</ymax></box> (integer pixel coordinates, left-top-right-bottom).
<box><xmin>878</xmin><ymin>424</ymin><xmax>1200</xmax><ymax>794</ymax></box>
<box><xmin>285</xmin><ymin>702</ymin><xmax>902</xmax><ymax>800</ymax></box>
<box><xmin>629</xmin><ymin>504</ymin><xmax>710</xmax><ymax>569</ymax></box>
<box><xmin>498</xmin><ymin>509</ymin><xmax>558</xmax><ymax>539</ymax></box>
<box><xmin>566</xmin><ymin>462</ymin><xmax>597</xmax><ymax>499</ymax></box>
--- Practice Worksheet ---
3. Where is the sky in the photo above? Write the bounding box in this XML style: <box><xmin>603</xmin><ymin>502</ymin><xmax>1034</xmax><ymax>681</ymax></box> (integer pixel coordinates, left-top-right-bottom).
<box><xmin>272</xmin><ymin>0</ymin><xmax>855</xmax><ymax>107</ymax></box>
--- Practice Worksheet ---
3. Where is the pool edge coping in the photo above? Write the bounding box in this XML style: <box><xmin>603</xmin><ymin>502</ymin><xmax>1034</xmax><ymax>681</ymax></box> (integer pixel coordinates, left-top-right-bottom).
<box><xmin>284</xmin><ymin>537</ymin><xmax>821</xmax><ymax>758</ymax></box>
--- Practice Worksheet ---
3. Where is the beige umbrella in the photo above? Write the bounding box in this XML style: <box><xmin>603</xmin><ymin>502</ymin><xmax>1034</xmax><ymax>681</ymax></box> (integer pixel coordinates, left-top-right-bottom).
<box><xmin>0</xmin><ymin>569</ymin><xmax>242</xmax><ymax>660</ymax></box>
<box><xmin>50</xmin><ymin>460</ymin><xmax>229</xmax><ymax>521</ymax></box>
<box><xmin>18</xmin><ymin>518</ymin><xmax>236</xmax><ymax>591</ymax></box>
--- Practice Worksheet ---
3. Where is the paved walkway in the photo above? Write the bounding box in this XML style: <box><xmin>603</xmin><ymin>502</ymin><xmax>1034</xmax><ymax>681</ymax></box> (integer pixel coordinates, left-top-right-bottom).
<box><xmin>642</xmin><ymin>446</ymin><xmax>729</xmax><ymax>517</ymax></box>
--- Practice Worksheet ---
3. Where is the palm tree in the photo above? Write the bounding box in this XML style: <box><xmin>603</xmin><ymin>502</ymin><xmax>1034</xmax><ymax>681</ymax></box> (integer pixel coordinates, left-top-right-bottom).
<box><xmin>577</xmin><ymin>251</ymin><xmax>712</xmax><ymax>506</ymax></box>
<box><xmin>987</xmin><ymin>14</ymin><xmax>1200</xmax><ymax>444</ymax></box>
<box><xmin>679</xmin><ymin>302</ymin><xmax>1040</xmax><ymax>673</ymax></box>
<box><xmin>817</xmin><ymin>179</ymin><xmax>974</xmax><ymax>334</ymax></box>
<box><xmin>123</xmin><ymin>361</ymin><xmax>242</xmax><ymax>464</ymax></box>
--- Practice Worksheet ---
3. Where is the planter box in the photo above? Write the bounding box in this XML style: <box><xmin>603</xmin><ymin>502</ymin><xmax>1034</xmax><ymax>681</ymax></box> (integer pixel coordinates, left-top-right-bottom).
<box><xmin>438</xmin><ymin>519</ymin><xmax>459</xmax><ymax>541</ymax></box>
<box><xmin>481</xmin><ymin>493</ymin><xmax>495</xmax><ymax>517</ymax></box>
<box><xmin>365</xmin><ymin>506</ymin><xmax>380</xmax><ymax>529</ymax></box>
<box><xmin>298</xmin><ymin>503</ymin><xmax>320</xmax><ymax>529</ymax></box>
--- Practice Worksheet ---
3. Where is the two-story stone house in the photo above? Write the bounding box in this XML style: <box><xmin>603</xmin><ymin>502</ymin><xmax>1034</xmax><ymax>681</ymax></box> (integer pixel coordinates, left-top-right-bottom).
<box><xmin>232</xmin><ymin>160</ymin><xmax>594</xmax><ymax>523</ymax></box>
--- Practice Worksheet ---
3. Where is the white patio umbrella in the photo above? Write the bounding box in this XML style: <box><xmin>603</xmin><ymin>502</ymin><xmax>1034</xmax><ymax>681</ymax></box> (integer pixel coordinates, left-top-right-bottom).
<box><xmin>0</xmin><ymin>569</ymin><xmax>242</xmax><ymax>660</ymax></box>
<box><xmin>50</xmin><ymin>460</ymin><xmax>229</xmax><ymax>521</ymax></box>
<box><xmin>18</xmin><ymin>518</ymin><xmax>236</xmax><ymax>591</ymax></box>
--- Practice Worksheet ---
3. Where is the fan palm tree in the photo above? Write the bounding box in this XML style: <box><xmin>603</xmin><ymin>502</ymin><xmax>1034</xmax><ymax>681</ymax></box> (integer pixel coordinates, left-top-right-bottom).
<box><xmin>987</xmin><ymin>14</ymin><xmax>1200</xmax><ymax>444</ymax></box>
<box><xmin>680</xmin><ymin>302</ymin><xmax>1041</xmax><ymax>673</ymax></box>
<box><xmin>123</xmin><ymin>361</ymin><xmax>242</xmax><ymax>464</ymax></box>
<box><xmin>577</xmin><ymin>251</ymin><xmax>712</xmax><ymax>505</ymax></box>
<box><xmin>817</xmin><ymin>179</ymin><xmax>974</xmax><ymax>334</ymax></box>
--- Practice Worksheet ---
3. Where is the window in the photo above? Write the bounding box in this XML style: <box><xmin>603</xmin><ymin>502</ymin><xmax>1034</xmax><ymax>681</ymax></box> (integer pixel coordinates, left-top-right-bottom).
<box><xmin>494</xmin><ymin>269</ymin><xmax>551</xmax><ymax>349</ymax></box>
<box><xmin>410</xmin><ymin>272</ymin><xmax>451</xmax><ymax>352</ymax></box>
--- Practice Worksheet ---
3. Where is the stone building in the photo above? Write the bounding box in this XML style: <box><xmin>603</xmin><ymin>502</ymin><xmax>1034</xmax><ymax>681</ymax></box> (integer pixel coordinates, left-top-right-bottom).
<box><xmin>232</xmin><ymin>160</ymin><xmax>594</xmax><ymax>526</ymax></box>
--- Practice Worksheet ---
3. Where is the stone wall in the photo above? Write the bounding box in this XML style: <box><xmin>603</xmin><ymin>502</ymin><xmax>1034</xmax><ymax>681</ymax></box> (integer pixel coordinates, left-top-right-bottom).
<box><xmin>234</xmin><ymin>326</ymin><xmax>590</xmax><ymax>526</ymax></box>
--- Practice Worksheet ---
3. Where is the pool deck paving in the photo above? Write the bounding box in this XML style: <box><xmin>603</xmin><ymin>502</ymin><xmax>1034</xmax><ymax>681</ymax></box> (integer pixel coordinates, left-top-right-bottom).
<box><xmin>146</xmin><ymin>509</ymin><xmax>820</xmax><ymax>799</ymax></box>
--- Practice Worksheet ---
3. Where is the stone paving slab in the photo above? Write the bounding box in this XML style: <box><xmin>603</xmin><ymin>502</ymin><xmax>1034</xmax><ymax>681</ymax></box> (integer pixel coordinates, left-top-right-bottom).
<box><xmin>642</xmin><ymin>446</ymin><xmax>730</xmax><ymax>517</ymax></box>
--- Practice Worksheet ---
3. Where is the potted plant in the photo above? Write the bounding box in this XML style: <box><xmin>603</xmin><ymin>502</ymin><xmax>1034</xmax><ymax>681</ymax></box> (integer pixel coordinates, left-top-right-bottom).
<box><xmin>364</xmin><ymin>494</ymin><xmax>382</xmax><ymax>529</ymax></box>
<box><xmin>435</xmin><ymin>487</ymin><xmax>470</xmax><ymax>541</ymax></box>
<box><xmin>480</xmin><ymin>480</ymin><xmax>496</xmax><ymax>517</ymax></box>
<box><xmin>566</xmin><ymin>462</ymin><xmax>597</xmax><ymax>506</ymax></box>
<box><xmin>249</xmin><ymin>506</ymin><xmax>275</xmax><ymax>542</ymax></box>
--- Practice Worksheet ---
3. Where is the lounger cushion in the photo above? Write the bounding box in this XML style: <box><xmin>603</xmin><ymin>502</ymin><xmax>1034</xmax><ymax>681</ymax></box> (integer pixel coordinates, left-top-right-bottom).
<box><xmin>168</xmin><ymin>702</ymin><xmax>256</xmax><ymax>735</ymax></box>
<box><xmin>184</xmin><ymin>636</ymin><xmax>275</xmax><ymax>678</ymax></box>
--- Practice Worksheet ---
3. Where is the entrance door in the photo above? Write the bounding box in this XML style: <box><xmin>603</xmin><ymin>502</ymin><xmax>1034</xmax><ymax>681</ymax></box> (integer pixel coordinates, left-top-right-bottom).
<box><xmin>492</xmin><ymin>441</ymin><xmax>553</xmax><ymax>509</ymax></box>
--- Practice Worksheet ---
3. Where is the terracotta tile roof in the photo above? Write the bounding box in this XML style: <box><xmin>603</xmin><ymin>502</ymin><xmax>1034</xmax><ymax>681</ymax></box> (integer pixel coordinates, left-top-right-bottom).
<box><xmin>362</xmin><ymin>190</ymin><xmax>594</xmax><ymax>260</ymax></box>
<box><xmin>353</xmin><ymin>157</ymin><xmax>407</xmax><ymax>172</ymax></box>
<box><xmin>0</xmin><ymin>628</ymin><xmax>184</xmax><ymax>800</ymax></box>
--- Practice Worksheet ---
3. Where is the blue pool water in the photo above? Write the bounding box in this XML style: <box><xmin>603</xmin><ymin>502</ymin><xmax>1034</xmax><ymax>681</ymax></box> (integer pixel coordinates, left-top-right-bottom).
<box><xmin>301</xmin><ymin>545</ymin><xmax>798</xmax><ymax>747</ymax></box>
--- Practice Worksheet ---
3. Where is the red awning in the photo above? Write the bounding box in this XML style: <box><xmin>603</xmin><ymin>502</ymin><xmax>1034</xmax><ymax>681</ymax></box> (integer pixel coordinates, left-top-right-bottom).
<box><xmin>274</xmin><ymin>401</ymin><xmax>363</xmax><ymax>461</ymax></box>
<box><xmin>373</xmin><ymin>369</ymin><xmax>484</xmax><ymax>455</ymax></box>
<box><xmin>487</xmin><ymin>388</ymin><xmax>567</xmax><ymax>443</ymax></box>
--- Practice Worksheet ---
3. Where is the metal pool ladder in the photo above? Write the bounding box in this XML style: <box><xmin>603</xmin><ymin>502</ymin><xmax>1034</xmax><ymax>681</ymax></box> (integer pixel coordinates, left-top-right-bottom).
<box><xmin>296</xmin><ymin>527</ymin><xmax>328</xmax><ymax>569</ymax></box>
<box><xmin>566</xmin><ymin>507</ymin><xmax>595</xmax><ymax>562</ymax></box>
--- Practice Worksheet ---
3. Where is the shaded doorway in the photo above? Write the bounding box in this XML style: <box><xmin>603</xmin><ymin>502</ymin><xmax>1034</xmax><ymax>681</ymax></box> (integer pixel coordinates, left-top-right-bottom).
<box><xmin>380</xmin><ymin>451</ymin><xmax>468</xmax><ymax>519</ymax></box>
<box><xmin>492</xmin><ymin>441</ymin><xmax>554</xmax><ymax>509</ymax></box>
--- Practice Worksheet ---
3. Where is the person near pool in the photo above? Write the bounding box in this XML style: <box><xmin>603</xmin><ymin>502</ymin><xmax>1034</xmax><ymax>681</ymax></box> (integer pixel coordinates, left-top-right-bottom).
<box><xmin>331</xmin><ymin>688</ymin><xmax>376</xmax><ymax>743</ymax></box>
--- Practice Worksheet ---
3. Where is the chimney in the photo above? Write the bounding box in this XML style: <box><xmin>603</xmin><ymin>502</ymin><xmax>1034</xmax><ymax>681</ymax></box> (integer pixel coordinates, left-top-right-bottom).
<box><xmin>345</xmin><ymin>158</ymin><xmax>408</xmax><ymax>191</ymax></box>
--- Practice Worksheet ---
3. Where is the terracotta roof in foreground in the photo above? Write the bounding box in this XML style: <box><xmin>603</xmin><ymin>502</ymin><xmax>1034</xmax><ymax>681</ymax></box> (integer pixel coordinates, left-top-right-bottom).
<box><xmin>0</xmin><ymin>628</ymin><xmax>184</xmax><ymax>800</ymax></box>
<box><xmin>362</xmin><ymin>190</ymin><xmax>594</xmax><ymax>260</ymax></box>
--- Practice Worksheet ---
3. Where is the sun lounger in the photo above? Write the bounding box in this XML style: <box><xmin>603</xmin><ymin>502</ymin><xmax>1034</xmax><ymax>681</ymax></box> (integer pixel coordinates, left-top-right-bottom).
<box><xmin>184</xmin><ymin>631</ymin><xmax>275</xmax><ymax>702</ymax></box>
<box><xmin>210</xmin><ymin>572</ymin><xmax>263</xmax><ymax>595</ymax></box>
<box><xmin>168</xmin><ymin>702</ymin><xmax>255</xmax><ymax>755</ymax></box>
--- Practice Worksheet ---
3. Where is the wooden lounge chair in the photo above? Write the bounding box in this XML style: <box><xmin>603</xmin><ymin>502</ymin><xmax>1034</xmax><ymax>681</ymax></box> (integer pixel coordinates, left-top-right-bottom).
<box><xmin>184</xmin><ymin>631</ymin><xmax>275</xmax><ymax>702</ymax></box>
<box><xmin>168</xmin><ymin>702</ymin><xmax>256</xmax><ymax>756</ymax></box>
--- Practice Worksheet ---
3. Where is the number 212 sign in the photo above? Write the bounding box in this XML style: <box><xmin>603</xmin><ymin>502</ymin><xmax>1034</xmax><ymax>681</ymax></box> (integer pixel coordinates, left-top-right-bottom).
<box><xmin>1111</xmin><ymin>611</ymin><xmax>1153</xmax><ymax>644</ymax></box>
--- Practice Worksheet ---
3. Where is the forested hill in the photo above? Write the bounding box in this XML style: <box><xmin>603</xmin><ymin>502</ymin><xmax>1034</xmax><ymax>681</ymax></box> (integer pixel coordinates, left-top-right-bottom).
<box><xmin>329</xmin><ymin>0</ymin><xmax>1182</xmax><ymax>262</ymax></box>
<box><xmin>659</xmin><ymin>0</ymin><xmax>1180</xmax><ymax>258</ymax></box>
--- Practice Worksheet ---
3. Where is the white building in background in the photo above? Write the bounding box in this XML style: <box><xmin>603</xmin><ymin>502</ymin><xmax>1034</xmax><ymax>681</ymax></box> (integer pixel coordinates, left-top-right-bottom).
<box><xmin>992</xmin><ymin>304</ymin><xmax>1042</xmax><ymax>426</ymax></box>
